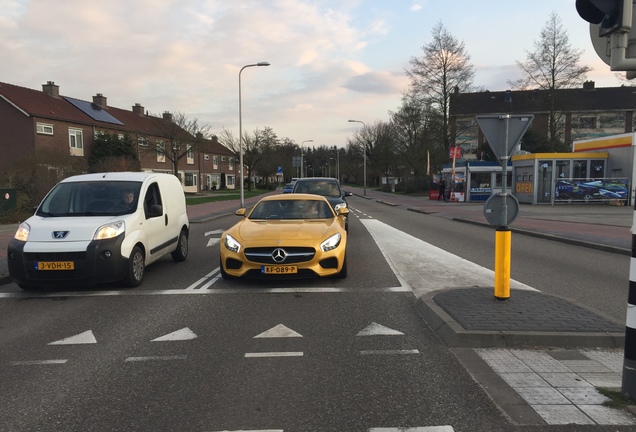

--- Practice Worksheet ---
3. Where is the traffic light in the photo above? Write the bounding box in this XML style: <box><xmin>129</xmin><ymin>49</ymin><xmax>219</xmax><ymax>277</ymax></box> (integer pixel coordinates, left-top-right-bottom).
<box><xmin>576</xmin><ymin>0</ymin><xmax>633</xmax><ymax>36</ymax></box>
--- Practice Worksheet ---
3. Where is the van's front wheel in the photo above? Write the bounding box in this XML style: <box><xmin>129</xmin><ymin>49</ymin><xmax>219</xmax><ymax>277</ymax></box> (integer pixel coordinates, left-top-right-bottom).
<box><xmin>125</xmin><ymin>246</ymin><xmax>145</xmax><ymax>287</ymax></box>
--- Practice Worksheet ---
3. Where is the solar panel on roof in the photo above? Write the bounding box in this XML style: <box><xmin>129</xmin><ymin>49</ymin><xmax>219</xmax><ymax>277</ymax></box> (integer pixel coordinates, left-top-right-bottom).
<box><xmin>64</xmin><ymin>97</ymin><xmax>124</xmax><ymax>125</ymax></box>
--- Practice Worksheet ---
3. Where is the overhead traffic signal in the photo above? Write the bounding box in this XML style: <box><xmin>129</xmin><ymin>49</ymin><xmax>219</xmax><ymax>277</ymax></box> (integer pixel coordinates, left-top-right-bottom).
<box><xmin>576</xmin><ymin>0</ymin><xmax>633</xmax><ymax>36</ymax></box>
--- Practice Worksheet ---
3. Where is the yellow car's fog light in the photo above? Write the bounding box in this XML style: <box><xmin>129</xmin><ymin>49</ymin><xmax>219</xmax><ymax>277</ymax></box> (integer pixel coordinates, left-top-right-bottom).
<box><xmin>320</xmin><ymin>233</ymin><xmax>341</xmax><ymax>252</ymax></box>
<box><xmin>224</xmin><ymin>234</ymin><xmax>241</xmax><ymax>253</ymax></box>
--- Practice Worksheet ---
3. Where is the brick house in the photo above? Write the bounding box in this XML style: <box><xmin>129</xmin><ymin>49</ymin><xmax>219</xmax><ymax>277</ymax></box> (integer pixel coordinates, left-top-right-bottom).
<box><xmin>449</xmin><ymin>81</ymin><xmax>636</xmax><ymax>158</ymax></box>
<box><xmin>0</xmin><ymin>81</ymin><xmax>237</xmax><ymax>192</ymax></box>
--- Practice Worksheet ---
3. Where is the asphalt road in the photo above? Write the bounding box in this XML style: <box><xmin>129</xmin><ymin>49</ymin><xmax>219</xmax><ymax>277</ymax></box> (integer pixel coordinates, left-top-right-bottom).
<box><xmin>0</xmin><ymin>195</ymin><xmax>633</xmax><ymax>431</ymax></box>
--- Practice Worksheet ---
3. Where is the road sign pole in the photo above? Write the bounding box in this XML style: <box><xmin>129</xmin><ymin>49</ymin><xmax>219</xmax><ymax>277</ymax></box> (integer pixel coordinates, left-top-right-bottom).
<box><xmin>476</xmin><ymin>114</ymin><xmax>533</xmax><ymax>301</ymax></box>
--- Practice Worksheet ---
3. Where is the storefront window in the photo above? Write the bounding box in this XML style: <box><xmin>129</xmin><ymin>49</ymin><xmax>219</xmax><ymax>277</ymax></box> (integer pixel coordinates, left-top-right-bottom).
<box><xmin>470</xmin><ymin>172</ymin><xmax>491</xmax><ymax>191</ymax></box>
<box><xmin>573</xmin><ymin>160</ymin><xmax>587</xmax><ymax>179</ymax></box>
<box><xmin>556</xmin><ymin>160</ymin><xmax>570</xmax><ymax>179</ymax></box>
<box><xmin>591</xmin><ymin>160</ymin><xmax>605</xmax><ymax>179</ymax></box>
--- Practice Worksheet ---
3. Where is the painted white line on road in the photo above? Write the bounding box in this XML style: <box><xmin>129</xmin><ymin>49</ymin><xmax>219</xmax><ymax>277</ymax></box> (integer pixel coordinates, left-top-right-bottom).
<box><xmin>185</xmin><ymin>268</ymin><xmax>221</xmax><ymax>290</ymax></box>
<box><xmin>10</xmin><ymin>359</ymin><xmax>68</xmax><ymax>365</ymax></box>
<box><xmin>254</xmin><ymin>324</ymin><xmax>302</xmax><ymax>338</ymax></box>
<box><xmin>125</xmin><ymin>355</ymin><xmax>187</xmax><ymax>362</ymax></box>
<box><xmin>206</xmin><ymin>238</ymin><xmax>220</xmax><ymax>247</ymax></box>
<box><xmin>369</xmin><ymin>427</ymin><xmax>455</xmax><ymax>432</ymax></box>
<box><xmin>244</xmin><ymin>352</ymin><xmax>303</xmax><ymax>358</ymax></box>
<box><xmin>360</xmin><ymin>218</ymin><xmax>537</xmax><ymax>297</ymax></box>
<box><xmin>360</xmin><ymin>349</ymin><xmax>420</xmax><ymax>355</ymax></box>
<box><xmin>204</xmin><ymin>229</ymin><xmax>224</xmax><ymax>236</ymax></box>
<box><xmin>357</xmin><ymin>322</ymin><xmax>404</xmax><ymax>336</ymax></box>
<box><xmin>208</xmin><ymin>430</ymin><xmax>283</xmax><ymax>432</ymax></box>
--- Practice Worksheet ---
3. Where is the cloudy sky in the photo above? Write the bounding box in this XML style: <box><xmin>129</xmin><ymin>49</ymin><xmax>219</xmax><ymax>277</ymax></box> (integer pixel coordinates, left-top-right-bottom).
<box><xmin>0</xmin><ymin>0</ymin><xmax>625</xmax><ymax>148</ymax></box>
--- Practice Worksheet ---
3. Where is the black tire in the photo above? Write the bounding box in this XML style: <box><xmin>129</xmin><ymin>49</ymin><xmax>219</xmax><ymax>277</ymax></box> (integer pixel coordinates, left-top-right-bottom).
<box><xmin>124</xmin><ymin>245</ymin><xmax>145</xmax><ymax>287</ymax></box>
<box><xmin>336</xmin><ymin>256</ymin><xmax>348</xmax><ymax>279</ymax></box>
<box><xmin>171</xmin><ymin>229</ymin><xmax>188</xmax><ymax>262</ymax></box>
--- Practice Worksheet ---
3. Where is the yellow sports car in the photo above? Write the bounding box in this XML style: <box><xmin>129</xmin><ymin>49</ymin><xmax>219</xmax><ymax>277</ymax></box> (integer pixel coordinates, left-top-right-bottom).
<box><xmin>220</xmin><ymin>193</ymin><xmax>348</xmax><ymax>279</ymax></box>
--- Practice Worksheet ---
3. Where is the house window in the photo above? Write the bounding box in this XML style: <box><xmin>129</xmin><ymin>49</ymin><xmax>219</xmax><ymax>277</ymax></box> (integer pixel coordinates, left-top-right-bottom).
<box><xmin>69</xmin><ymin>128</ymin><xmax>84</xmax><ymax>156</ymax></box>
<box><xmin>579</xmin><ymin>117</ymin><xmax>597</xmax><ymax>129</ymax></box>
<box><xmin>229</xmin><ymin>158</ymin><xmax>234</xmax><ymax>171</ymax></box>
<box><xmin>36</xmin><ymin>122</ymin><xmax>54</xmax><ymax>135</ymax></box>
<box><xmin>204</xmin><ymin>154</ymin><xmax>210</xmax><ymax>161</ymax></box>
<box><xmin>138</xmin><ymin>137</ymin><xmax>149</xmax><ymax>147</ymax></box>
<box><xmin>185</xmin><ymin>172</ymin><xmax>197</xmax><ymax>186</ymax></box>
<box><xmin>226</xmin><ymin>175</ymin><xmax>235</xmax><ymax>186</ymax></box>
<box><xmin>186</xmin><ymin>145</ymin><xmax>194</xmax><ymax>164</ymax></box>
<box><xmin>157</xmin><ymin>140</ymin><xmax>166</xmax><ymax>163</ymax></box>
<box><xmin>213</xmin><ymin>155</ymin><xmax>219</xmax><ymax>169</ymax></box>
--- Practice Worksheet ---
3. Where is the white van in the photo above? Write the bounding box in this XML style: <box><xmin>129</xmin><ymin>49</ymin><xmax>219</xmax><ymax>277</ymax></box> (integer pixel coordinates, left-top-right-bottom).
<box><xmin>7</xmin><ymin>172</ymin><xmax>189</xmax><ymax>290</ymax></box>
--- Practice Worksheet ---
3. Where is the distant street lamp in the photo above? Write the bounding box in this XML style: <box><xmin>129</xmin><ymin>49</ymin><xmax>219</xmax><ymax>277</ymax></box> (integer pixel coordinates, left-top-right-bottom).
<box><xmin>239</xmin><ymin>61</ymin><xmax>270</xmax><ymax>207</ymax></box>
<box><xmin>348</xmin><ymin>119</ymin><xmax>367</xmax><ymax>196</ymax></box>
<box><xmin>301</xmin><ymin>140</ymin><xmax>313</xmax><ymax>178</ymax></box>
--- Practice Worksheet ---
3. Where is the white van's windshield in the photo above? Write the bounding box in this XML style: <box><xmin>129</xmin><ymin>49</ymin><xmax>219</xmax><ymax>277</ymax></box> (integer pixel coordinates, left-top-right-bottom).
<box><xmin>36</xmin><ymin>181</ymin><xmax>142</xmax><ymax>217</ymax></box>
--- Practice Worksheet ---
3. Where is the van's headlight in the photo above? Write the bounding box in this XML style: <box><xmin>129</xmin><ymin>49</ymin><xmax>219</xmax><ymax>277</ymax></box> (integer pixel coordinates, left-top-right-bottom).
<box><xmin>224</xmin><ymin>234</ymin><xmax>241</xmax><ymax>253</ymax></box>
<box><xmin>14</xmin><ymin>222</ymin><xmax>30</xmax><ymax>242</ymax></box>
<box><xmin>94</xmin><ymin>221</ymin><xmax>125</xmax><ymax>240</ymax></box>
<box><xmin>321</xmin><ymin>233</ymin><xmax>341</xmax><ymax>252</ymax></box>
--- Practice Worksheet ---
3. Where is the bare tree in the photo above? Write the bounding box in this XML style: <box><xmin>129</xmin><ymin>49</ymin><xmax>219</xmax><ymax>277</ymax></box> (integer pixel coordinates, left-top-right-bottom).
<box><xmin>149</xmin><ymin>112</ymin><xmax>211</xmax><ymax>176</ymax></box>
<box><xmin>406</xmin><ymin>22</ymin><xmax>475</xmax><ymax>152</ymax></box>
<box><xmin>509</xmin><ymin>12</ymin><xmax>591</xmax><ymax>150</ymax></box>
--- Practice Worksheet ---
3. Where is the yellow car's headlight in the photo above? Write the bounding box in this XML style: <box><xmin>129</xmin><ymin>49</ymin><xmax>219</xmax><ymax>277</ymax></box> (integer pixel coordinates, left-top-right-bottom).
<box><xmin>94</xmin><ymin>221</ymin><xmax>125</xmax><ymax>240</ymax></box>
<box><xmin>224</xmin><ymin>234</ymin><xmax>241</xmax><ymax>253</ymax></box>
<box><xmin>14</xmin><ymin>222</ymin><xmax>30</xmax><ymax>242</ymax></box>
<box><xmin>321</xmin><ymin>233</ymin><xmax>341</xmax><ymax>252</ymax></box>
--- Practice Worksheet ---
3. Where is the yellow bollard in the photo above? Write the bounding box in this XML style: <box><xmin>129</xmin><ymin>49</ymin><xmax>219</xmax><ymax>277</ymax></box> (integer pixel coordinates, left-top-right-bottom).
<box><xmin>494</xmin><ymin>229</ymin><xmax>511</xmax><ymax>300</ymax></box>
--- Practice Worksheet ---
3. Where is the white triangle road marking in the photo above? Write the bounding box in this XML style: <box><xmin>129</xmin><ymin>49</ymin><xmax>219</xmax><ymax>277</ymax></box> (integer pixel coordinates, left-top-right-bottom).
<box><xmin>48</xmin><ymin>330</ymin><xmax>97</xmax><ymax>345</ymax></box>
<box><xmin>357</xmin><ymin>322</ymin><xmax>404</xmax><ymax>336</ymax></box>
<box><xmin>151</xmin><ymin>327</ymin><xmax>198</xmax><ymax>342</ymax></box>
<box><xmin>207</xmin><ymin>238</ymin><xmax>220</xmax><ymax>247</ymax></box>
<box><xmin>254</xmin><ymin>324</ymin><xmax>303</xmax><ymax>338</ymax></box>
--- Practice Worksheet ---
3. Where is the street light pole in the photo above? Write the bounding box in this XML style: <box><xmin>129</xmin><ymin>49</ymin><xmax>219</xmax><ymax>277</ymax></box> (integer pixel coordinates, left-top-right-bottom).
<box><xmin>239</xmin><ymin>61</ymin><xmax>270</xmax><ymax>207</ymax></box>
<box><xmin>301</xmin><ymin>139</ymin><xmax>313</xmax><ymax>179</ymax></box>
<box><xmin>348</xmin><ymin>119</ymin><xmax>367</xmax><ymax>196</ymax></box>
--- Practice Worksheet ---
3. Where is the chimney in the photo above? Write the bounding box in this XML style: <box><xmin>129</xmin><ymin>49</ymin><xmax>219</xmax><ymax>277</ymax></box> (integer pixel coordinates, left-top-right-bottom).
<box><xmin>92</xmin><ymin>93</ymin><xmax>107</xmax><ymax>108</ymax></box>
<box><xmin>42</xmin><ymin>81</ymin><xmax>60</xmax><ymax>98</ymax></box>
<box><xmin>163</xmin><ymin>111</ymin><xmax>173</xmax><ymax>122</ymax></box>
<box><xmin>132</xmin><ymin>103</ymin><xmax>144</xmax><ymax>115</ymax></box>
<box><xmin>583</xmin><ymin>81</ymin><xmax>596</xmax><ymax>91</ymax></box>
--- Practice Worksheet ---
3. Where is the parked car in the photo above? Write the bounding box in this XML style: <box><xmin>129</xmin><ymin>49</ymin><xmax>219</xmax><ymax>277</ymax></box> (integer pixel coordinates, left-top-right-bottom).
<box><xmin>220</xmin><ymin>193</ymin><xmax>348</xmax><ymax>279</ymax></box>
<box><xmin>7</xmin><ymin>172</ymin><xmax>189</xmax><ymax>290</ymax></box>
<box><xmin>282</xmin><ymin>182</ymin><xmax>295</xmax><ymax>193</ymax></box>
<box><xmin>291</xmin><ymin>177</ymin><xmax>351</xmax><ymax>230</ymax></box>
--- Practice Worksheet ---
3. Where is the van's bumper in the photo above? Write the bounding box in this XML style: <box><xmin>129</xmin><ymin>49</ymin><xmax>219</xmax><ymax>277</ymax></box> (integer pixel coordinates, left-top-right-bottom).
<box><xmin>7</xmin><ymin>234</ymin><xmax>128</xmax><ymax>288</ymax></box>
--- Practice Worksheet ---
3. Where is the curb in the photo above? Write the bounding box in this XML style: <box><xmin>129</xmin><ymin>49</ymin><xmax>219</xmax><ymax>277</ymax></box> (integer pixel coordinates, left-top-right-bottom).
<box><xmin>415</xmin><ymin>288</ymin><xmax>626</xmax><ymax>349</ymax></box>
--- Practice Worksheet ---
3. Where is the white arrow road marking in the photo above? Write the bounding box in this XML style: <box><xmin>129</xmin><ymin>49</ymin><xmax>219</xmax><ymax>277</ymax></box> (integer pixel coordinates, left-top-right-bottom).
<box><xmin>207</xmin><ymin>238</ymin><xmax>220</xmax><ymax>247</ymax></box>
<box><xmin>357</xmin><ymin>322</ymin><xmax>404</xmax><ymax>336</ymax></box>
<box><xmin>151</xmin><ymin>327</ymin><xmax>198</xmax><ymax>342</ymax></box>
<box><xmin>204</xmin><ymin>229</ymin><xmax>224</xmax><ymax>236</ymax></box>
<box><xmin>254</xmin><ymin>324</ymin><xmax>303</xmax><ymax>338</ymax></box>
<box><xmin>48</xmin><ymin>330</ymin><xmax>96</xmax><ymax>345</ymax></box>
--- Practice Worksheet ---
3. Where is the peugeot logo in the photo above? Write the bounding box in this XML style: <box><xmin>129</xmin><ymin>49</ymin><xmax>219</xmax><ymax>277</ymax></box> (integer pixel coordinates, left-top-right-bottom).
<box><xmin>271</xmin><ymin>248</ymin><xmax>287</xmax><ymax>263</ymax></box>
<box><xmin>53</xmin><ymin>231</ymin><xmax>69</xmax><ymax>239</ymax></box>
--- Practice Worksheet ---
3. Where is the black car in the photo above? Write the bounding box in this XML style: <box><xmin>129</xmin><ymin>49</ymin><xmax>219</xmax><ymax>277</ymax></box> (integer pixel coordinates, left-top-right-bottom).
<box><xmin>292</xmin><ymin>177</ymin><xmax>351</xmax><ymax>230</ymax></box>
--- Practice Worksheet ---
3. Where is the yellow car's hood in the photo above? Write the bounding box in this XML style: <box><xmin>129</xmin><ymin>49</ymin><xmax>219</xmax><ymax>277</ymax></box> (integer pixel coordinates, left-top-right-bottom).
<box><xmin>238</xmin><ymin>219</ymin><xmax>335</xmax><ymax>241</ymax></box>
